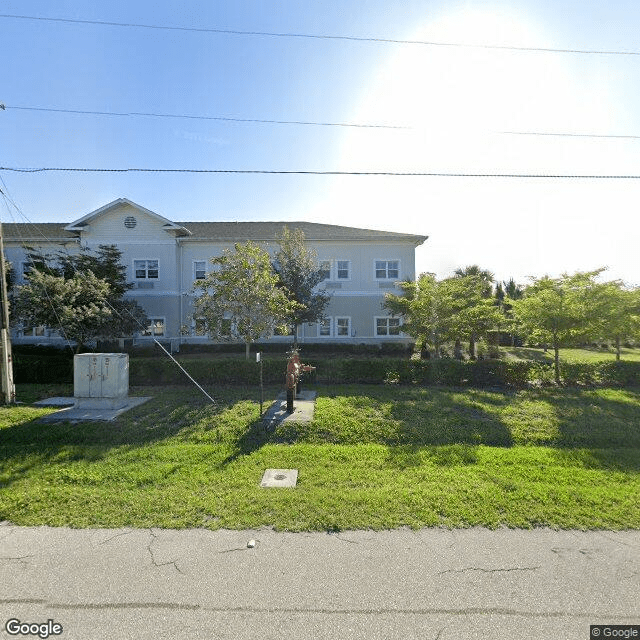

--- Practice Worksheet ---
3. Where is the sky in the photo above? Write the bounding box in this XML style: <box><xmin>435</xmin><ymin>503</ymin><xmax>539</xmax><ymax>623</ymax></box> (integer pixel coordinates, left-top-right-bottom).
<box><xmin>1</xmin><ymin>0</ymin><xmax>640</xmax><ymax>287</ymax></box>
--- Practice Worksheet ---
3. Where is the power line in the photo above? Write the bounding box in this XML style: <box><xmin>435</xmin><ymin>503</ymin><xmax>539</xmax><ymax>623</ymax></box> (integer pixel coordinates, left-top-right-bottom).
<box><xmin>5</xmin><ymin>105</ymin><xmax>408</xmax><ymax>130</ymax></box>
<box><xmin>503</xmin><ymin>130</ymin><xmax>640</xmax><ymax>140</ymax></box>
<box><xmin>1</xmin><ymin>13</ymin><xmax>638</xmax><ymax>56</ymax></box>
<box><xmin>9</xmin><ymin>106</ymin><xmax>640</xmax><ymax>139</ymax></box>
<box><xmin>2</xmin><ymin>166</ymin><xmax>640</xmax><ymax>179</ymax></box>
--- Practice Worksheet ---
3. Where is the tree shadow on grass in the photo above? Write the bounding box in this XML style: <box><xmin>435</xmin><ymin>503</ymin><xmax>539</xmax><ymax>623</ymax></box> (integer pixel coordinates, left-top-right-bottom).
<box><xmin>0</xmin><ymin>386</ymin><xmax>258</xmax><ymax>488</ymax></box>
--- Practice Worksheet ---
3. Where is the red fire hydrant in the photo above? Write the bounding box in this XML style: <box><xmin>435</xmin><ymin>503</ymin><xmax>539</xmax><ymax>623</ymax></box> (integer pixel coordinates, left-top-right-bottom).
<box><xmin>286</xmin><ymin>350</ymin><xmax>315</xmax><ymax>413</ymax></box>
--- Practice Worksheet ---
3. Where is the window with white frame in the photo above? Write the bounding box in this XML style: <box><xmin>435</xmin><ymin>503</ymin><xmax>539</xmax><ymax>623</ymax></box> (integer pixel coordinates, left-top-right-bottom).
<box><xmin>375</xmin><ymin>260</ymin><xmax>400</xmax><ymax>279</ymax></box>
<box><xmin>318</xmin><ymin>317</ymin><xmax>331</xmax><ymax>336</ymax></box>
<box><xmin>336</xmin><ymin>316</ymin><xmax>351</xmax><ymax>337</ymax></box>
<box><xmin>134</xmin><ymin>259</ymin><xmax>159</xmax><ymax>279</ymax></box>
<box><xmin>336</xmin><ymin>260</ymin><xmax>350</xmax><ymax>280</ymax></box>
<box><xmin>376</xmin><ymin>317</ymin><xmax>401</xmax><ymax>336</ymax></box>
<box><xmin>194</xmin><ymin>260</ymin><xmax>206</xmax><ymax>280</ymax></box>
<box><xmin>318</xmin><ymin>260</ymin><xmax>331</xmax><ymax>281</ymax></box>
<box><xmin>141</xmin><ymin>318</ymin><xmax>165</xmax><ymax>337</ymax></box>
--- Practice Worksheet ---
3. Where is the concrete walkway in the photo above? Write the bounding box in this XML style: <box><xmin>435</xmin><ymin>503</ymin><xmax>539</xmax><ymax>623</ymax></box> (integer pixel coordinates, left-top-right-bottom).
<box><xmin>1</xmin><ymin>524</ymin><xmax>638</xmax><ymax>639</ymax></box>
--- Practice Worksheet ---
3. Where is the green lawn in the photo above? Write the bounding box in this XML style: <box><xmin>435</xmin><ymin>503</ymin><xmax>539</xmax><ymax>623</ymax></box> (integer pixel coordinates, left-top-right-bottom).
<box><xmin>502</xmin><ymin>345</ymin><xmax>640</xmax><ymax>363</ymax></box>
<box><xmin>0</xmin><ymin>384</ymin><xmax>638</xmax><ymax>531</ymax></box>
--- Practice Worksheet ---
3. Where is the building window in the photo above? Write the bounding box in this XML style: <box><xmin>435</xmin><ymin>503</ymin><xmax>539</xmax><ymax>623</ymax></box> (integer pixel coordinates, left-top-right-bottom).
<box><xmin>336</xmin><ymin>317</ymin><xmax>351</xmax><ymax>337</ymax></box>
<box><xmin>142</xmin><ymin>318</ymin><xmax>165</xmax><ymax>337</ymax></box>
<box><xmin>318</xmin><ymin>260</ymin><xmax>331</xmax><ymax>281</ymax></box>
<box><xmin>193</xmin><ymin>317</ymin><xmax>207</xmax><ymax>336</ymax></box>
<box><xmin>20</xmin><ymin>324</ymin><xmax>46</xmax><ymax>337</ymax></box>
<box><xmin>375</xmin><ymin>260</ymin><xmax>400</xmax><ymax>279</ymax></box>
<box><xmin>318</xmin><ymin>318</ymin><xmax>331</xmax><ymax>337</ymax></box>
<box><xmin>376</xmin><ymin>317</ymin><xmax>401</xmax><ymax>336</ymax></box>
<box><xmin>336</xmin><ymin>260</ymin><xmax>350</xmax><ymax>280</ymax></box>
<box><xmin>134</xmin><ymin>259</ymin><xmax>159</xmax><ymax>279</ymax></box>
<box><xmin>194</xmin><ymin>261</ymin><xmax>206</xmax><ymax>280</ymax></box>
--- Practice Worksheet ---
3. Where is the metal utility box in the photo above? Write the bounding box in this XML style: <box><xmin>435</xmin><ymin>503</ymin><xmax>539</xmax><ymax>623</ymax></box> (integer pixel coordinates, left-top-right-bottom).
<box><xmin>74</xmin><ymin>353</ymin><xmax>129</xmax><ymax>410</ymax></box>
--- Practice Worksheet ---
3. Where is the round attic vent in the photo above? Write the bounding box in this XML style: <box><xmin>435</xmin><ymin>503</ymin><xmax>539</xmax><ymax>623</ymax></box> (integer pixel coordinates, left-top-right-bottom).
<box><xmin>124</xmin><ymin>216</ymin><xmax>137</xmax><ymax>229</ymax></box>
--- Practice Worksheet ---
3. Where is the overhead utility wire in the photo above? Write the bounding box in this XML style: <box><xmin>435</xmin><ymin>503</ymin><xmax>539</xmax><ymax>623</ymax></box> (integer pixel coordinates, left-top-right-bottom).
<box><xmin>8</xmin><ymin>106</ymin><xmax>640</xmax><ymax>139</ymax></box>
<box><xmin>1</xmin><ymin>13</ymin><xmax>638</xmax><ymax>56</ymax></box>
<box><xmin>2</xmin><ymin>166</ymin><xmax>640</xmax><ymax>179</ymax></box>
<box><xmin>5</xmin><ymin>105</ymin><xmax>408</xmax><ymax>130</ymax></box>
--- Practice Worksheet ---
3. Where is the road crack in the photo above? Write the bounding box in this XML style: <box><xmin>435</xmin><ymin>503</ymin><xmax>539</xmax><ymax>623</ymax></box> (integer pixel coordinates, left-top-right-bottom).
<box><xmin>437</xmin><ymin>566</ymin><xmax>541</xmax><ymax>576</ymax></box>
<box><xmin>146</xmin><ymin>529</ymin><xmax>184</xmax><ymax>574</ymax></box>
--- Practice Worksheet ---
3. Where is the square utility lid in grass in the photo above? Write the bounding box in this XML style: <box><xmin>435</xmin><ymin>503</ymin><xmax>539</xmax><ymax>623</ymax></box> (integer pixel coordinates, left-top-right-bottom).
<box><xmin>261</xmin><ymin>469</ymin><xmax>298</xmax><ymax>488</ymax></box>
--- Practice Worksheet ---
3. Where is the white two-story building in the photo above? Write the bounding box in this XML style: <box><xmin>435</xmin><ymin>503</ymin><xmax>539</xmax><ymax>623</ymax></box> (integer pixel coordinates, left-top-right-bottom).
<box><xmin>3</xmin><ymin>198</ymin><xmax>428</xmax><ymax>348</ymax></box>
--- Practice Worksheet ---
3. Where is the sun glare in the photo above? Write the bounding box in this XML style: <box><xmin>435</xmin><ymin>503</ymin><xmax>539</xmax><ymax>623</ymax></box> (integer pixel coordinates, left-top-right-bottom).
<box><xmin>311</xmin><ymin>8</ymin><xmax>635</xmax><ymax>282</ymax></box>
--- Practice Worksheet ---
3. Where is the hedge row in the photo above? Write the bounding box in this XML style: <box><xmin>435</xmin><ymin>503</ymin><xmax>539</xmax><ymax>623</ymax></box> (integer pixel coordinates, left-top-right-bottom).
<box><xmin>11</xmin><ymin>354</ymin><xmax>640</xmax><ymax>388</ymax></box>
<box><xmin>129</xmin><ymin>357</ymin><xmax>640</xmax><ymax>388</ymax></box>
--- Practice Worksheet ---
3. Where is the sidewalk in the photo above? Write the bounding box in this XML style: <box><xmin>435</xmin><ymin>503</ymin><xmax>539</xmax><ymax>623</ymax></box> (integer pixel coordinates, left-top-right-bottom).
<box><xmin>1</xmin><ymin>524</ymin><xmax>638</xmax><ymax>639</ymax></box>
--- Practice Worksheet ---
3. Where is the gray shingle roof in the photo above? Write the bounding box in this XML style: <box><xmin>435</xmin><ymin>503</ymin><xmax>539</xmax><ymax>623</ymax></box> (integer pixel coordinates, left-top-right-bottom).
<box><xmin>2</xmin><ymin>221</ymin><xmax>427</xmax><ymax>244</ymax></box>
<box><xmin>2</xmin><ymin>223</ymin><xmax>77</xmax><ymax>242</ymax></box>
<box><xmin>176</xmin><ymin>221</ymin><xmax>427</xmax><ymax>243</ymax></box>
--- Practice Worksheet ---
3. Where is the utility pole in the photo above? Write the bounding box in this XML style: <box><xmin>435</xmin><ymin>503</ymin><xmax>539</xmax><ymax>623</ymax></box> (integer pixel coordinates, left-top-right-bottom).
<box><xmin>0</xmin><ymin>213</ymin><xmax>16</xmax><ymax>403</ymax></box>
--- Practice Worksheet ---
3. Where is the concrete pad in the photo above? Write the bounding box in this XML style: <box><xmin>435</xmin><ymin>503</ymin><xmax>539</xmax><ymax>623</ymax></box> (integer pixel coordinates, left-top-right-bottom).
<box><xmin>38</xmin><ymin>396</ymin><xmax>152</xmax><ymax>422</ymax></box>
<box><xmin>262</xmin><ymin>390</ymin><xmax>317</xmax><ymax>429</ymax></box>
<box><xmin>33</xmin><ymin>397</ymin><xmax>76</xmax><ymax>407</ymax></box>
<box><xmin>260</xmin><ymin>468</ymin><xmax>298</xmax><ymax>488</ymax></box>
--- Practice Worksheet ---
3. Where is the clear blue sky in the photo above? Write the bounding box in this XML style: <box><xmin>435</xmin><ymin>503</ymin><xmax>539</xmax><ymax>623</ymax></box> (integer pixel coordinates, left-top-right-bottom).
<box><xmin>2</xmin><ymin>0</ymin><xmax>640</xmax><ymax>286</ymax></box>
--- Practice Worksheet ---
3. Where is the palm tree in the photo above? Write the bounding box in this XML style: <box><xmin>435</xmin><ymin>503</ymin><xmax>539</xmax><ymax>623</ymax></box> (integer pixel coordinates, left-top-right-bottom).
<box><xmin>453</xmin><ymin>265</ymin><xmax>495</xmax><ymax>358</ymax></box>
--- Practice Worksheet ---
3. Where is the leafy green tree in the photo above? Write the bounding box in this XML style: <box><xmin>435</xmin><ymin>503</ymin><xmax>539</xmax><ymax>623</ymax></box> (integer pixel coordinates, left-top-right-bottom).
<box><xmin>509</xmin><ymin>269</ymin><xmax>606</xmax><ymax>383</ymax></box>
<box><xmin>383</xmin><ymin>273</ymin><xmax>449</xmax><ymax>358</ymax></box>
<box><xmin>384</xmin><ymin>272</ymin><xmax>502</xmax><ymax>359</ymax></box>
<box><xmin>445</xmin><ymin>274</ymin><xmax>503</xmax><ymax>358</ymax></box>
<box><xmin>13</xmin><ymin>270</ymin><xmax>113</xmax><ymax>352</ymax></box>
<box><xmin>272</xmin><ymin>226</ymin><xmax>330</xmax><ymax>347</ymax></box>
<box><xmin>591</xmin><ymin>281</ymin><xmax>640</xmax><ymax>360</ymax></box>
<box><xmin>55</xmin><ymin>245</ymin><xmax>149</xmax><ymax>339</ymax></box>
<box><xmin>193</xmin><ymin>241</ymin><xmax>298</xmax><ymax>359</ymax></box>
<box><xmin>13</xmin><ymin>245</ymin><xmax>148</xmax><ymax>351</ymax></box>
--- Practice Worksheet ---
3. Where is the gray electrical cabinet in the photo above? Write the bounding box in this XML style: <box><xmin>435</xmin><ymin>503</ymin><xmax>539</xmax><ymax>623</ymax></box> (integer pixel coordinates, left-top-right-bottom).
<box><xmin>74</xmin><ymin>353</ymin><xmax>129</xmax><ymax>410</ymax></box>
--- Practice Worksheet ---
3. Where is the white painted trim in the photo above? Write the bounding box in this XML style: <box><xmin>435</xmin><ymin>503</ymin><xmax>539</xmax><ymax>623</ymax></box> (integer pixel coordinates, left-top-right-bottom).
<box><xmin>373</xmin><ymin>258</ymin><xmax>401</xmax><ymax>280</ymax></box>
<box><xmin>193</xmin><ymin>259</ymin><xmax>207</xmax><ymax>281</ymax></box>
<box><xmin>335</xmin><ymin>259</ymin><xmax>351</xmax><ymax>281</ymax></box>
<box><xmin>335</xmin><ymin>316</ymin><xmax>352</xmax><ymax>337</ymax></box>
<box><xmin>132</xmin><ymin>258</ymin><xmax>160</xmax><ymax>280</ymax></box>
<box><xmin>317</xmin><ymin>316</ymin><xmax>333</xmax><ymax>338</ymax></box>
<box><xmin>139</xmin><ymin>316</ymin><xmax>166</xmax><ymax>338</ymax></box>
<box><xmin>374</xmin><ymin>316</ymin><xmax>403</xmax><ymax>337</ymax></box>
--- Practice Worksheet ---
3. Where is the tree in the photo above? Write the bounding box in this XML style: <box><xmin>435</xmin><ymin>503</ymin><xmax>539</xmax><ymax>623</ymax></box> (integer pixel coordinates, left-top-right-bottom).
<box><xmin>192</xmin><ymin>241</ymin><xmax>297</xmax><ymax>359</ymax></box>
<box><xmin>13</xmin><ymin>245</ymin><xmax>148</xmax><ymax>351</ymax></box>
<box><xmin>494</xmin><ymin>278</ymin><xmax>524</xmax><ymax>346</ymax></box>
<box><xmin>56</xmin><ymin>245</ymin><xmax>149</xmax><ymax>340</ymax></box>
<box><xmin>383</xmin><ymin>273</ymin><xmax>449</xmax><ymax>358</ymax></box>
<box><xmin>444</xmin><ymin>274</ymin><xmax>502</xmax><ymax>358</ymax></box>
<box><xmin>509</xmin><ymin>269</ymin><xmax>606</xmax><ymax>384</ymax></box>
<box><xmin>383</xmin><ymin>272</ymin><xmax>502</xmax><ymax>359</ymax></box>
<box><xmin>453</xmin><ymin>265</ymin><xmax>495</xmax><ymax>357</ymax></box>
<box><xmin>592</xmin><ymin>281</ymin><xmax>640</xmax><ymax>360</ymax></box>
<box><xmin>13</xmin><ymin>269</ymin><xmax>113</xmax><ymax>351</ymax></box>
<box><xmin>272</xmin><ymin>226</ymin><xmax>330</xmax><ymax>347</ymax></box>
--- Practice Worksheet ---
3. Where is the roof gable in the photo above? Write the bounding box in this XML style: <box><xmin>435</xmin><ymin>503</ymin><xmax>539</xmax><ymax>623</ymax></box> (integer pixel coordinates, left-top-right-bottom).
<box><xmin>64</xmin><ymin>198</ymin><xmax>191</xmax><ymax>237</ymax></box>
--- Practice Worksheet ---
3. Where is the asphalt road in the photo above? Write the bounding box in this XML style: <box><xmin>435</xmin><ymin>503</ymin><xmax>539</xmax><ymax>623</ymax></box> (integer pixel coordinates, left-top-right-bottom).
<box><xmin>1</xmin><ymin>523</ymin><xmax>638</xmax><ymax>640</ymax></box>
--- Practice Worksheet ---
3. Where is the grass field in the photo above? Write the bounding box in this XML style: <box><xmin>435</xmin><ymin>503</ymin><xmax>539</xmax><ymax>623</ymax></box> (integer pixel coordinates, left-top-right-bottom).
<box><xmin>1</xmin><ymin>383</ymin><xmax>638</xmax><ymax>531</ymax></box>
<box><xmin>502</xmin><ymin>346</ymin><xmax>640</xmax><ymax>363</ymax></box>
